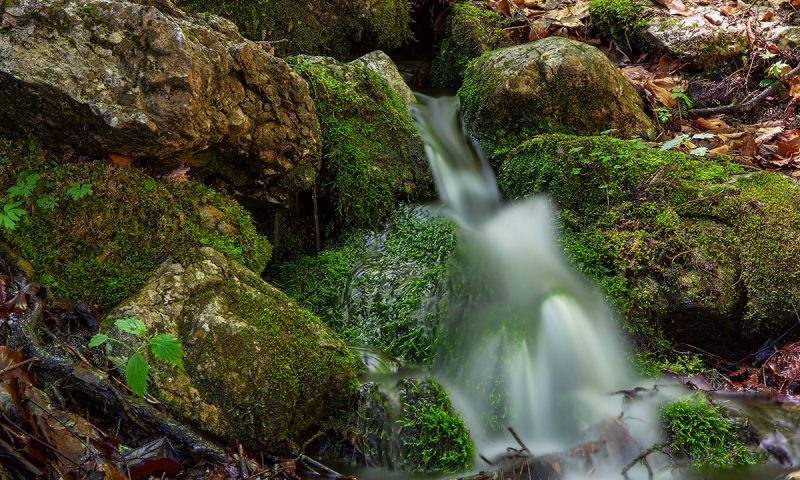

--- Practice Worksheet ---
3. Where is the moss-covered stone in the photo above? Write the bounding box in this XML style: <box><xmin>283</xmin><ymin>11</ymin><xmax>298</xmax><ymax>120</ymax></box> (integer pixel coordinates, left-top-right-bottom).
<box><xmin>104</xmin><ymin>247</ymin><xmax>361</xmax><ymax>451</ymax></box>
<box><xmin>292</xmin><ymin>57</ymin><xmax>431</xmax><ymax>228</ymax></box>
<box><xmin>314</xmin><ymin>377</ymin><xmax>474</xmax><ymax>473</ymax></box>
<box><xmin>0</xmin><ymin>140</ymin><xmax>270</xmax><ymax>312</ymax></box>
<box><xmin>498</xmin><ymin>134</ymin><xmax>800</xmax><ymax>355</ymax></box>
<box><xmin>660</xmin><ymin>393</ymin><xmax>764</xmax><ymax>468</ymax></box>
<box><xmin>268</xmin><ymin>205</ymin><xmax>456</xmax><ymax>364</ymax></box>
<box><xmin>459</xmin><ymin>37</ymin><xmax>654</xmax><ymax>160</ymax></box>
<box><xmin>174</xmin><ymin>0</ymin><xmax>414</xmax><ymax>58</ymax></box>
<box><xmin>429</xmin><ymin>3</ymin><xmax>514</xmax><ymax>89</ymax></box>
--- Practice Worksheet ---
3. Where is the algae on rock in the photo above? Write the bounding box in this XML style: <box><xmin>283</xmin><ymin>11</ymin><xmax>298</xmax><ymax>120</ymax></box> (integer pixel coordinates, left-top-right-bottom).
<box><xmin>459</xmin><ymin>37</ymin><xmax>654</xmax><ymax>160</ymax></box>
<box><xmin>498</xmin><ymin>134</ymin><xmax>800</xmax><ymax>354</ymax></box>
<box><xmin>268</xmin><ymin>205</ymin><xmax>456</xmax><ymax>365</ymax></box>
<box><xmin>292</xmin><ymin>57</ymin><xmax>431</xmax><ymax>228</ymax></box>
<box><xmin>103</xmin><ymin>247</ymin><xmax>360</xmax><ymax>451</ymax></box>
<box><xmin>0</xmin><ymin>140</ymin><xmax>270</xmax><ymax>312</ymax></box>
<box><xmin>429</xmin><ymin>3</ymin><xmax>514</xmax><ymax>89</ymax></box>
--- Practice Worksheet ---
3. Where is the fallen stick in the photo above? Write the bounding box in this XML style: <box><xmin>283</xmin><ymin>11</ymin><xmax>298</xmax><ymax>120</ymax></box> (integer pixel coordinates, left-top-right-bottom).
<box><xmin>690</xmin><ymin>63</ymin><xmax>800</xmax><ymax>117</ymax></box>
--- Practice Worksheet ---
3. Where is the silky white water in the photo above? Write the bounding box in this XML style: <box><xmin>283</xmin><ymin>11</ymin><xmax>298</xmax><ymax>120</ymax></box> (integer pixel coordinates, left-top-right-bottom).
<box><xmin>409</xmin><ymin>95</ymin><xmax>664</xmax><ymax>477</ymax></box>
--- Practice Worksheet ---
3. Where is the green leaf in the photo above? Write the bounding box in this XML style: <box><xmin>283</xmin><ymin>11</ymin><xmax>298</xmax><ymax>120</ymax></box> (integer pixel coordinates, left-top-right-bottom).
<box><xmin>568</xmin><ymin>146</ymin><xmax>584</xmax><ymax>154</ymax></box>
<box><xmin>115</xmin><ymin>317</ymin><xmax>147</xmax><ymax>336</ymax></box>
<box><xmin>600</xmin><ymin>128</ymin><xmax>618</xmax><ymax>136</ymax></box>
<box><xmin>660</xmin><ymin>135</ymin><xmax>687</xmax><ymax>151</ymax></box>
<box><xmin>760</xmin><ymin>78</ymin><xmax>777</xmax><ymax>88</ymax></box>
<box><xmin>36</xmin><ymin>196</ymin><xmax>59</xmax><ymax>209</ymax></box>
<box><xmin>88</xmin><ymin>334</ymin><xmax>109</xmax><ymax>348</ymax></box>
<box><xmin>570</xmin><ymin>167</ymin><xmax>582</xmax><ymax>175</ymax></box>
<box><xmin>150</xmin><ymin>334</ymin><xmax>184</xmax><ymax>370</ymax></box>
<box><xmin>108</xmin><ymin>355</ymin><xmax>127</xmax><ymax>371</ymax></box>
<box><xmin>67</xmin><ymin>182</ymin><xmax>93</xmax><ymax>201</ymax></box>
<box><xmin>125</xmin><ymin>351</ymin><xmax>150</xmax><ymax>397</ymax></box>
<box><xmin>143</xmin><ymin>179</ymin><xmax>157</xmax><ymax>191</ymax></box>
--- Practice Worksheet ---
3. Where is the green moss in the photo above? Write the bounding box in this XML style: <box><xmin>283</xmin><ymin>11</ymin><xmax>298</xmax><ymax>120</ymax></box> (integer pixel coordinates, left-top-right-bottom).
<box><xmin>175</xmin><ymin>0</ymin><xmax>413</xmax><ymax>57</ymax></box>
<box><xmin>0</xmin><ymin>139</ymin><xmax>270</xmax><ymax>311</ymax></box>
<box><xmin>660</xmin><ymin>393</ymin><xmax>763</xmax><ymax>468</ymax></box>
<box><xmin>293</xmin><ymin>59</ymin><xmax>429</xmax><ymax>228</ymax></box>
<box><xmin>497</xmin><ymin>134</ymin><xmax>800</xmax><ymax>355</ymax></box>
<box><xmin>398</xmin><ymin>378</ymin><xmax>474</xmax><ymax>473</ymax></box>
<box><xmin>429</xmin><ymin>3</ymin><xmax>513</xmax><ymax>89</ymax></box>
<box><xmin>588</xmin><ymin>0</ymin><xmax>645</xmax><ymax>41</ymax></box>
<box><xmin>268</xmin><ymin>205</ymin><xmax>456</xmax><ymax>364</ymax></box>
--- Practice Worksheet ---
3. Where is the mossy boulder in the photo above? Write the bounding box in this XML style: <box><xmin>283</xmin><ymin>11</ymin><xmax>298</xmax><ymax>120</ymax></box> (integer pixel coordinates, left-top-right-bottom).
<box><xmin>292</xmin><ymin>57</ymin><xmax>431</xmax><ymax>228</ymax></box>
<box><xmin>459</xmin><ymin>37</ymin><xmax>654</xmax><ymax>159</ymax></box>
<box><xmin>498</xmin><ymin>134</ymin><xmax>800</xmax><ymax>354</ymax></box>
<box><xmin>350</xmin><ymin>50</ymin><xmax>417</xmax><ymax>104</ymax></box>
<box><xmin>268</xmin><ymin>205</ymin><xmax>456</xmax><ymax>364</ymax></box>
<box><xmin>175</xmin><ymin>0</ymin><xmax>414</xmax><ymax>58</ymax></box>
<box><xmin>589</xmin><ymin>0</ymin><xmax>747</xmax><ymax>68</ymax></box>
<box><xmin>0</xmin><ymin>140</ymin><xmax>270</xmax><ymax>312</ymax></box>
<box><xmin>314</xmin><ymin>377</ymin><xmax>473</xmax><ymax>473</ymax></box>
<box><xmin>429</xmin><ymin>3</ymin><xmax>514</xmax><ymax>89</ymax></box>
<box><xmin>103</xmin><ymin>247</ymin><xmax>360</xmax><ymax>450</ymax></box>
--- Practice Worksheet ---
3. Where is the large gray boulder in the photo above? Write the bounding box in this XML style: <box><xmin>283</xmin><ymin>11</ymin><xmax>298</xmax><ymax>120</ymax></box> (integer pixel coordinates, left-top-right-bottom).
<box><xmin>459</xmin><ymin>37</ymin><xmax>654</xmax><ymax>158</ymax></box>
<box><xmin>350</xmin><ymin>50</ymin><xmax>416</xmax><ymax>104</ymax></box>
<box><xmin>104</xmin><ymin>247</ymin><xmax>360</xmax><ymax>450</ymax></box>
<box><xmin>0</xmin><ymin>0</ymin><xmax>321</xmax><ymax>206</ymax></box>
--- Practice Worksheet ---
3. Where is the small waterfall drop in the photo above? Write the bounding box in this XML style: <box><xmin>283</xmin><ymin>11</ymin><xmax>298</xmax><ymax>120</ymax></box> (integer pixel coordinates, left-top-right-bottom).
<box><xmin>409</xmin><ymin>96</ymin><xmax>652</xmax><ymax>467</ymax></box>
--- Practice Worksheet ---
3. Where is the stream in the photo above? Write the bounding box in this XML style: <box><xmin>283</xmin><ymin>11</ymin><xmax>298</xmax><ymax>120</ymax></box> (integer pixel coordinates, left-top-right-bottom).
<box><xmin>338</xmin><ymin>95</ymin><xmax>800</xmax><ymax>480</ymax></box>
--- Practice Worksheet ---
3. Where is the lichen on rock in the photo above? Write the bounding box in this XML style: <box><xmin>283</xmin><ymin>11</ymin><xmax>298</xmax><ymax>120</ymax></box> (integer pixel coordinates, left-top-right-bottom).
<box><xmin>103</xmin><ymin>247</ymin><xmax>361</xmax><ymax>451</ymax></box>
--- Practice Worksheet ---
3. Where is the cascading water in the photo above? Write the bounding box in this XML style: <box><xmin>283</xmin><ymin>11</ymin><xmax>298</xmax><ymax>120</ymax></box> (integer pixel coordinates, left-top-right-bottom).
<box><xmin>409</xmin><ymin>95</ymin><xmax>663</xmax><ymax>476</ymax></box>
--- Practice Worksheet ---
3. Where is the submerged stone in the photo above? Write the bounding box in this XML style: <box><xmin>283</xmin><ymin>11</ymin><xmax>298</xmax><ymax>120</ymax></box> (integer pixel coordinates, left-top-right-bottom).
<box><xmin>291</xmin><ymin>57</ymin><xmax>431</xmax><ymax>228</ymax></box>
<box><xmin>459</xmin><ymin>37</ymin><xmax>654</xmax><ymax>159</ymax></box>
<box><xmin>498</xmin><ymin>134</ymin><xmax>800</xmax><ymax>355</ymax></box>
<box><xmin>104</xmin><ymin>247</ymin><xmax>360</xmax><ymax>451</ymax></box>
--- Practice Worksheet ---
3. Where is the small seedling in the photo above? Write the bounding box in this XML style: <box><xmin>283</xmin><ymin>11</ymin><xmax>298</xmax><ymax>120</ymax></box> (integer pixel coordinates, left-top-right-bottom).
<box><xmin>6</xmin><ymin>173</ymin><xmax>40</xmax><ymax>199</ymax></box>
<box><xmin>89</xmin><ymin>317</ymin><xmax>184</xmax><ymax>398</ymax></box>
<box><xmin>0</xmin><ymin>201</ymin><xmax>25</xmax><ymax>230</ymax></box>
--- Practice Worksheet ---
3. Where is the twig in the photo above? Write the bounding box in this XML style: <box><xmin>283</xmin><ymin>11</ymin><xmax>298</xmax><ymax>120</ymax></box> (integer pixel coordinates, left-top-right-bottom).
<box><xmin>621</xmin><ymin>443</ymin><xmax>662</xmax><ymax>479</ymax></box>
<box><xmin>690</xmin><ymin>63</ymin><xmax>800</xmax><ymax>116</ymax></box>
<box><xmin>508</xmin><ymin>427</ymin><xmax>529</xmax><ymax>453</ymax></box>
<box><xmin>0</xmin><ymin>357</ymin><xmax>37</xmax><ymax>376</ymax></box>
<box><xmin>238</xmin><ymin>444</ymin><xmax>248</xmax><ymax>480</ymax></box>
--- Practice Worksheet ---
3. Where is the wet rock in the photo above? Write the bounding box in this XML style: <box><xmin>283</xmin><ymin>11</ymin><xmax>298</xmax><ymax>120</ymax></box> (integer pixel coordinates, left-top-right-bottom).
<box><xmin>104</xmin><ymin>247</ymin><xmax>360</xmax><ymax>451</ymax></box>
<box><xmin>268</xmin><ymin>205</ymin><xmax>456</xmax><ymax>364</ymax></box>
<box><xmin>350</xmin><ymin>51</ymin><xmax>416</xmax><ymax>104</ymax></box>
<box><xmin>499</xmin><ymin>134</ymin><xmax>800</xmax><ymax>354</ymax></box>
<box><xmin>429</xmin><ymin>3</ymin><xmax>514</xmax><ymax>89</ymax></box>
<box><xmin>459</xmin><ymin>37</ymin><xmax>654</xmax><ymax>159</ymax></box>
<box><xmin>291</xmin><ymin>56</ymin><xmax>431</xmax><ymax>228</ymax></box>
<box><xmin>175</xmin><ymin>0</ymin><xmax>414</xmax><ymax>58</ymax></box>
<box><xmin>0</xmin><ymin>0</ymin><xmax>321</xmax><ymax>207</ymax></box>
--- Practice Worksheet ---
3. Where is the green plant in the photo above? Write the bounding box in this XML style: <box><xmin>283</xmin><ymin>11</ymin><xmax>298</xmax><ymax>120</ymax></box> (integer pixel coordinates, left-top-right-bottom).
<box><xmin>660</xmin><ymin>393</ymin><xmax>761</xmax><ymax>468</ymax></box>
<box><xmin>0</xmin><ymin>201</ymin><xmax>25</xmax><ymax>230</ymax></box>
<box><xmin>760</xmin><ymin>53</ymin><xmax>790</xmax><ymax>87</ymax></box>
<box><xmin>89</xmin><ymin>317</ymin><xmax>184</xmax><ymax>398</ymax></box>
<box><xmin>7</xmin><ymin>172</ymin><xmax>39</xmax><ymax>199</ymax></box>
<box><xmin>588</xmin><ymin>0</ymin><xmax>644</xmax><ymax>40</ymax></box>
<box><xmin>66</xmin><ymin>181</ymin><xmax>93</xmax><ymax>200</ymax></box>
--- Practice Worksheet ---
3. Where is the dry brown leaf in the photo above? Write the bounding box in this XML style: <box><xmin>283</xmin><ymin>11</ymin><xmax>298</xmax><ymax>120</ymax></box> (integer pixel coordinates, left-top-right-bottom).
<box><xmin>653</xmin><ymin>0</ymin><xmax>693</xmax><ymax>15</ymax></box>
<box><xmin>108</xmin><ymin>153</ymin><xmax>134</xmax><ymax>167</ymax></box>
<box><xmin>718</xmin><ymin>0</ymin><xmax>745</xmax><ymax>15</ymax></box>
<box><xmin>755</xmin><ymin>126</ymin><xmax>784</xmax><ymax>145</ymax></box>
<box><xmin>692</xmin><ymin>116</ymin><xmax>729</xmax><ymax>132</ymax></box>
<box><xmin>761</xmin><ymin>9</ymin><xmax>775</xmax><ymax>21</ymax></box>
<box><xmin>524</xmin><ymin>0</ymin><xmax>545</xmax><ymax>7</ymax></box>
<box><xmin>708</xmin><ymin>145</ymin><xmax>730</xmax><ymax>155</ymax></box>
<box><xmin>776</xmin><ymin>130</ymin><xmax>800</xmax><ymax>157</ymax></box>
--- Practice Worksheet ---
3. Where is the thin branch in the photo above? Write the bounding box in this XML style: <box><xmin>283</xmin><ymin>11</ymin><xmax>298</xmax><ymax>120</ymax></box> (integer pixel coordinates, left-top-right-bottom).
<box><xmin>690</xmin><ymin>63</ymin><xmax>800</xmax><ymax>116</ymax></box>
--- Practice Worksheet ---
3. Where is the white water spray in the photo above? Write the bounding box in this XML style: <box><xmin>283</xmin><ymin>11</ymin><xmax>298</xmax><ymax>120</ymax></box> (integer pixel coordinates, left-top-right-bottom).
<box><xmin>410</xmin><ymin>95</ymin><xmax>656</xmax><ymax>469</ymax></box>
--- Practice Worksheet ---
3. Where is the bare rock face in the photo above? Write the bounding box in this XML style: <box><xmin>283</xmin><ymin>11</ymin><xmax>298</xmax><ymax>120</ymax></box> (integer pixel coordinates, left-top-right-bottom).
<box><xmin>0</xmin><ymin>0</ymin><xmax>321</xmax><ymax>206</ymax></box>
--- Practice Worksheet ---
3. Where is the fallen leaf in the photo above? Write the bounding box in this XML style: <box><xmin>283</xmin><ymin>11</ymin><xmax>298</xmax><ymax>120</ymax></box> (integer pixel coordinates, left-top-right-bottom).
<box><xmin>704</xmin><ymin>11</ymin><xmax>723</xmax><ymax>24</ymax></box>
<box><xmin>108</xmin><ymin>153</ymin><xmax>135</xmax><ymax>167</ymax></box>
<box><xmin>692</xmin><ymin>116</ymin><xmax>729</xmax><ymax>132</ymax></box>
<box><xmin>653</xmin><ymin>0</ymin><xmax>693</xmax><ymax>15</ymax></box>
<box><xmin>709</xmin><ymin>144</ymin><xmax>730</xmax><ymax>155</ymax></box>
<box><xmin>719</xmin><ymin>0</ymin><xmax>744</xmax><ymax>15</ymax></box>
<box><xmin>761</xmin><ymin>9</ymin><xmax>775</xmax><ymax>21</ymax></box>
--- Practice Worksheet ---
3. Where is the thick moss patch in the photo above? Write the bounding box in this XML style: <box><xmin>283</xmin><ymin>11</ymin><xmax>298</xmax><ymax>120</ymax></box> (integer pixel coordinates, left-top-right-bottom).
<box><xmin>498</xmin><ymin>134</ymin><xmax>800</xmax><ymax>356</ymax></box>
<box><xmin>0</xmin><ymin>140</ymin><xmax>270</xmax><ymax>311</ymax></box>
<box><xmin>429</xmin><ymin>3</ymin><xmax>513</xmax><ymax>89</ymax></box>
<box><xmin>175</xmin><ymin>0</ymin><xmax>413</xmax><ymax>58</ymax></box>
<box><xmin>268</xmin><ymin>205</ymin><xmax>456</xmax><ymax>364</ymax></box>
<box><xmin>292</xmin><ymin>57</ymin><xmax>430</xmax><ymax>228</ymax></box>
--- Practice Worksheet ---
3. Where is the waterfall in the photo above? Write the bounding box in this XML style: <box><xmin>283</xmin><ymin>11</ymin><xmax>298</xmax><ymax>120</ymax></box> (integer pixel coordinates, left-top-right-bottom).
<box><xmin>409</xmin><ymin>95</ymin><xmax>650</xmax><ymax>464</ymax></box>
